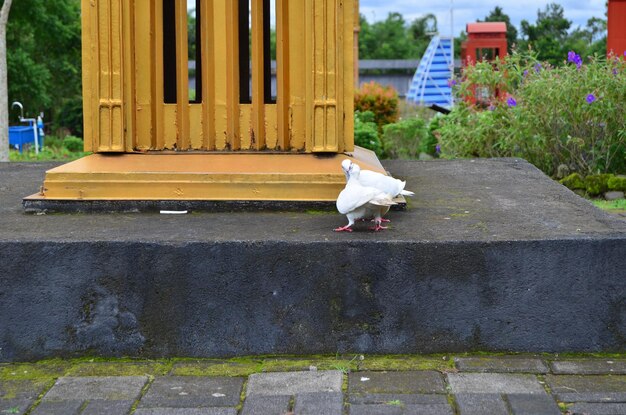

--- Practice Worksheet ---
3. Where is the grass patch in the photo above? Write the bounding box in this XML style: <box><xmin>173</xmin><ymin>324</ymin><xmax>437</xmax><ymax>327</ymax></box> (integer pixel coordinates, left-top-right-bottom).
<box><xmin>9</xmin><ymin>147</ymin><xmax>90</xmax><ymax>162</ymax></box>
<box><xmin>592</xmin><ymin>199</ymin><xmax>626</xmax><ymax>212</ymax></box>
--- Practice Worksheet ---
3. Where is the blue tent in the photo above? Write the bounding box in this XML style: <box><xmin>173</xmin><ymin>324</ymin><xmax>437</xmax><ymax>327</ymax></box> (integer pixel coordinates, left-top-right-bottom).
<box><xmin>406</xmin><ymin>36</ymin><xmax>454</xmax><ymax>109</ymax></box>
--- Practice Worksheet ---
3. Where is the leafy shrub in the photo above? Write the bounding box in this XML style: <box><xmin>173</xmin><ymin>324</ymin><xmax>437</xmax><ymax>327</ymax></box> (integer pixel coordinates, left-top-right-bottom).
<box><xmin>585</xmin><ymin>174</ymin><xmax>612</xmax><ymax>196</ymax></box>
<box><xmin>354</xmin><ymin>111</ymin><xmax>382</xmax><ymax>156</ymax></box>
<box><xmin>608</xmin><ymin>176</ymin><xmax>626</xmax><ymax>191</ymax></box>
<box><xmin>43</xmin><ymin>135</ymin><xmax>63</xmax><ymax>149</ymax></box>
<box><xmin>382</xmin><ymin>117</ymin><xmax>428</xmax><ymax>159</ymax></box>
<box><xmin>559</xmin><ymin>173</ymin><xmax>585</xmax><ymax>190</ymax></box>
<box><xmin>63</xmin><ymin>135</ymin><xmax>84</xmax><ymax>152</ymax></box>
<box><xmin>54</xmin><ymin>96</ymin><xmax>84</xmax><ymax>138</ymax></box>
<box><xmin>354</xmin><ymin>81</ymin><xmax>399</xmax><ymax>130</ymax></box>
<box><xmin>439</xmin><ymin>51</ymin><xmax>626</xmax><ymax>176</ymax></box>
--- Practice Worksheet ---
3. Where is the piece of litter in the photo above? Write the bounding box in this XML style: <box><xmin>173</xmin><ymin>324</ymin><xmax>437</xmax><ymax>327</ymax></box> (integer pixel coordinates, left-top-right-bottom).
<box><xmin>160</xmin><ymin>210</ymin><xmax>188</xmax><ymax>215</ymax></box>
<box><xmin>360</xmin><ymin>377</ymin><xmax>370</xmax><ymax>382</ymax></box>
<box><xmin>171</xmin><ymin>386</ymin><xmax>183</xmax><ymax>390</ymax></box>
<box><xmin>309</xmin><ymin>366</ymin><xmax>318</xmax><ymax>371</ymax></box>
<box><xmin>444</xmin><ymin>217</ymin><xmax>451</xmax><ymax>220</ymax></box>
<box><xmin>212</xmin><ymin>393</ymin><xmax>226</xmax><ymax>398</ymax></box>
<box><xmin>179</xmin><ymin>392</ymin><xmax>189</xmax><ymax>396</ymax></box>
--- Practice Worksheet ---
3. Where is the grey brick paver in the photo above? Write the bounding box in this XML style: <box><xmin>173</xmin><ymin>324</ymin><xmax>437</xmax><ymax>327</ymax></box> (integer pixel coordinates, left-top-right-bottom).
<box><xmin>43</xmin><ymin>376</ymin><xmax>147</xmax><ymax>401</ymax></box>
<box><xmin>246</xmin><ymin>371</ymin><xmax>343</xmax><ymax>396</ymax></box>
<box><xmin>0</xmin><ymin>400</ymin><xmax>32</xmax><ymax>415</ymax></box>
<box><xmin>294</xmin><ymin>392</ymin><xmax>343</xmax><ymax>414</ymax></box>
<box><xmin>546</xmin><ymin>375</ymin><xmax>626</xmax><ymax>393</ymax></box>
<box><xmin>454</xmin><ymin>393</ymin><xmax>508</xmax><ymax>415</ymax></box>
<box><xmin>447</xmin><ymin>373</ymin><xmax>546</xmax><ymax>394</ymax></box>
<box><xmin>551</xmin><ymin>360</ymin><xmax>626</xmax><ymax>375</ymax></box>
<box><xmin>349</xmin><ymin>394</ymin><xmax>448</xmax><ymax>405</ymax></box>
<box><xmin>506</xmin><ymin>393</ymin><xmax>561</xmax><ymax>415</ymax></box>
<box><xmin>349</xmin><ymin>371</ymin><xmax>445</xmax><ymax>395</ymax></box>
<box><xmin>454</xmin><ymin>357</ymin><xmax>548</xmax><ymax>373</ymax></box>
<box><xmin>349</xmin><ymin>404</ymin><xmax>453</xmax><ymax>414</ymax></box>
<box><xmin>569</xmin><ymin>403</ymin><xmax>626</xmax><ymax>414</ymax></box>
<box><xmin>134</xmin><ymin>409</ymin><xmax>237</xmax><ymax>415</ymax></box>
<box><xmin>139</xmin><ymin>376</ymin><xmax>243</xmax><ymax>408</ymax></box>
<box><xmin>240</xmin><ymin>395</ymin><xmax>291</xmax><ymax>415</ymax></box>
<box><xmin>81</xmin><ymin>399</ymin><xmax>136</xmax><ymax>415</ymax></box>
<box><xmin>555</xmin><ymin>392</ymin><xmax>626</xmax><ymax>402</ymax></box>
<box><xmin>30</xmin><ymin>400</ymin><xmax>83</xmax><ymax>415</ymax></box>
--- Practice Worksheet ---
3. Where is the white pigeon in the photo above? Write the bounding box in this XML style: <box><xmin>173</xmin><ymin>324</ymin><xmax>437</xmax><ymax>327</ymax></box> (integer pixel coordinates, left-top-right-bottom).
<box><xmin>334</xmin><ymin>163</ymin><xmax>396</xmax><ymax>232</ymax></box>
<box><xmin>341</xmin><ymin>159</ymin><xmax>415</xmax><ymax>198</ymax></box>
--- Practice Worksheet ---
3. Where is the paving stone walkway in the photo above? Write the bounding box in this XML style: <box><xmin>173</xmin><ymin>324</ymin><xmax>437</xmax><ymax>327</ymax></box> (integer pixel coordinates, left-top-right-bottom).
<box><xmin>1</xmin><ymin>356</ymin><xmax>626</xmax><ymax>414</ymax></box>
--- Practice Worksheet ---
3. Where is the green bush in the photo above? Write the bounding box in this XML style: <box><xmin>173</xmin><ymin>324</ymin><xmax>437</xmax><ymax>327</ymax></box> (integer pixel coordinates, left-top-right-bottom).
<box><xmin>43</xmin><ymin>135</ymin><xmax>63</xmax><ymax>149</ymax></box>
<box><xmin>438</xmin><ymin>51</ymin><xmax>626</xmax><ymax>176</ymax></box>
<box><xmin>62</xmin><ymin>135</ymin><xmax>84</xmax><ymax>152</ymax></box>
<box><xmin>382</xmin><ymin>117</ymin><xmax>428</xmax><ymax>159</ymax></box>
<box><xmin>585</xmin><ymin>174</ymin><xmax>612</xmax><ymax>196</ymax></box>
<box><xmin>354</xmin><ymin>111</ymin><xmax>382</xmax><ymax>156</ymax></box>
<box><xmin>608</xmin><ymin>176</ymin><xmax>626</xmax><ymax>191</ymax></box>
<box><xmin>354</xmin><ymin>81</ymin><xmax>399</xmax><ymax>130</ymax></box>
<box><xmin>559</xmin><ymin>173</ymin><xmax>585</xmax><ymax>190</ymax></box>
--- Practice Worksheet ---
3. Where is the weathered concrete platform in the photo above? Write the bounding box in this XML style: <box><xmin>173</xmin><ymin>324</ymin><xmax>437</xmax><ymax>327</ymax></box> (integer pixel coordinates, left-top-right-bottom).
<box><xmin>1</xmin><ymin>159</ymin><xmax>626</xmax><ymax>362</ymax></box>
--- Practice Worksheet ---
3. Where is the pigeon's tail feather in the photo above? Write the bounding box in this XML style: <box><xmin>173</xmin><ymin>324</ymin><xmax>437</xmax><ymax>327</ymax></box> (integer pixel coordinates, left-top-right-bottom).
<box><xmin>400</xmin><ymin>190</ymin><xmax>415</xmax><ymax>197</ymax></box>
<box><xmin>369</xmin><ymin>194</ymin><xmax>397</xmax><ymax>207</ymax></box>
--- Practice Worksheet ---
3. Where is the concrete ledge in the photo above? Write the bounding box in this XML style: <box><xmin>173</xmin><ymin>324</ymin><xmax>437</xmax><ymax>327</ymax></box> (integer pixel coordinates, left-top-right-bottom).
<box><xmin>1</xmin><ymin>159</ymin><xmax>625</xmax><ymax>361</ymax></box>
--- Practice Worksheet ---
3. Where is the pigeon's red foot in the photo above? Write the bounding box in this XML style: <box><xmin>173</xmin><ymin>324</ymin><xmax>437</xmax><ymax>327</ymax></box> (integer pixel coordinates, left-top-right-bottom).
<box><xmin>334</xmin><ymin>225</ymin><xmax>353</xmax><ymax>232</ymax></box>
<box><xmin>372</xmin><ymin>218</ymin><xmax>391</xmax><ymax>223</ymax></box>
<box><xmin>369</xmin><ymin>224</ymin><xmax>388</xmax><ymax>231</ymax></box>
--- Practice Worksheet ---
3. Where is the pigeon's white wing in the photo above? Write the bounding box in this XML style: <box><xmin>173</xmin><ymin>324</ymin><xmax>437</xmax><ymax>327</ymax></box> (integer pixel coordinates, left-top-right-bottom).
<box><xmin>336</xmin><ymin>184</ymin><xmax>383</xmax><ymax>214</ymax></box>
<box><xmin>359</xmin><ymin>170</ymin><xmax>406</xmax><ymax>197</ymax></box>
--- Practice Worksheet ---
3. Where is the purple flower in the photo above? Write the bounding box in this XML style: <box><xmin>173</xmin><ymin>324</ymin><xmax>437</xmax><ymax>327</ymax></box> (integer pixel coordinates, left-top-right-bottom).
<box><xmin>534</xmin><ymin>63</ymin><xmax>542</xmax><ymax>73</ymax></box>
<box><xmin>586</xmin><ymin>94</ymin><xmax>596</xmax><ymax>104</ymax></box>
<box><xmin>523</xmin><ymin>70</ymin><xmax>529</xmax><ymax>77</ymax></box>
<box><xmin>488</xmin><ymin>104</ymin><xmax>496</xmax><ymax>111</ymax></box>
<box><xmin>435</xmin><ymin>144</ymin><xmax>441</xmax><ymax>154</ymax></box>
<box><xmin>567</xmin><ymin>51</ymin><xmax>583</xmax><ymax>69</ymax></box>
<box><xmin>507</xmin><ymin>97</ymin><xmax>517</xmax><ymax>108</ymax></box>
<box><xmin>449</xmin><ymin>79</ymin><xmax>457</xmax><ymax>87</ymax></box>
<box><xmin>613</xmin><ymin>68</ymin><xmax>619</xmax><ymax>76</ymax></box>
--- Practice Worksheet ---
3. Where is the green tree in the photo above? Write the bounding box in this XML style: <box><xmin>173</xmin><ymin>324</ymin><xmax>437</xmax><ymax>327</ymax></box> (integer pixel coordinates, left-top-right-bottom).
<box><xmin>6</xmin><ymin>0</ymin><xmax>82</xmax><ymax>135</ymax></box>
<box><xmin>480</xmin><ymin>6</ymin><xmax>518</xmax><ymax>53</ymax></box>
<box><xmin>520</xmin><ymin>3</ymin><xmax>571</xmax><ymax>65</ymax></box>
<box><xmin>359</xmin><ymin>13</ymin><xmax>420</xmax><ymax>59</ymax></box>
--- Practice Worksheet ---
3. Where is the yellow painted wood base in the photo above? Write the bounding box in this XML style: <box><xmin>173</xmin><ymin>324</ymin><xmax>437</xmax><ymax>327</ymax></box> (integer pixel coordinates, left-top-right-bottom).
<box><xmin>25</xmin><ymin>147</ymin><xmax>385</xmax><ymax>202</ymax></box>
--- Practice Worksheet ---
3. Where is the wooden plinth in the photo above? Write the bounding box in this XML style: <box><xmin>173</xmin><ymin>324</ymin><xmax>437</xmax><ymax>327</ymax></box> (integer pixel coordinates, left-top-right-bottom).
<box><xmin>25</xmin><ymin>147</ymin><xmax>385</xmax><ymax>202</ymax></box>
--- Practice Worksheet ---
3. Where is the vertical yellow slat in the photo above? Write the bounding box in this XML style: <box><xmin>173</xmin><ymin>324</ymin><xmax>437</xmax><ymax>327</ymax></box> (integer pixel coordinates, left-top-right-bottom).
<box><xmin>81</xmin><ymin>0</ymin><xmax>96</xmax><ymax>151</ymax></box>
<box><xmin>333</xmin><ymin>0</ymin><xmax>343</xmax><ymax>153</ymax></box>
<box><xmin>276</xmin><ymin>0</ymin><xmax>289</xmax><ymax>150</ymax></box>
<box><xmin>134</xmin><ymin>0</ymin><xmax>153</xmax><ymax>150</ymax></box>
<box><xmin>251</xmin><ymin>0</ymin><xmax>265</xmax><ymax>150</ymax></box>
<box><xmin>225</xmin><ymin>1</ymin><xmax>240</xmax><ymax>150</ymax></box>
<box><xmin>109</xmin><ymin>0</ymin><xmax>124</xmax><ymax>151</ymax></box>
<box><xmin>213</xmin><ymin>0</ymin><xmax>227</xmax><ymax>150</ymax></box>
<box><xmin>153</xmin><ymin>0</ymin><xmax>165</xmax><ymax>149</ymax></box>
<box><xmin>175</xmin><ymin>0</ymin><xmax>190</xmax><ymax>150</ymax></box>
<box><xmin>326</xmin><ymin>0</ymin><xmax>338</xmax><ymax>151</ymax></box>
<box><xmin>289</xmin><ymin>0</ymin><xmax>306</xmax><ymax>151</ymax></box>
<box><xmin>201</xmin><ymin>0</ymin><xmax>215</xmax><ymax>150</ymax></box>
<box><xmin>304</xmin><ymin>0</ymin><xmax>313</xmax><ymax>152</ymax></box>
<box><xmin>312</xmin><ymin>0</ymin><xmax>327</xmax><ymax>151</ymax></box>
<box><xmin>97</xmin><ymin>0</ymin><xmax>111</xmax><ymax>150</ymax></box>
<box><xmin>344</xmin><ymin>0</ymin><xmax>355</xmax><ymax>151</ymax></box>
<box><xmin>123</xmin><ymin>0</ymin><xmax>136</xmax><ymax>151</ymax></box>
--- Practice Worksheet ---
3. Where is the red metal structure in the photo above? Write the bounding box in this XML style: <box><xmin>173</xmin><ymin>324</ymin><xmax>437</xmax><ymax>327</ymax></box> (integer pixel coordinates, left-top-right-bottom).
<box><xmin>608</xmin><ymin>0</ymin><xmax>626</xmax><ymax>57</ymax></box>
<box><xmin>461</xmin><ymin>22</ymin><xmax>508</xmax><ymax>66</ymax></box>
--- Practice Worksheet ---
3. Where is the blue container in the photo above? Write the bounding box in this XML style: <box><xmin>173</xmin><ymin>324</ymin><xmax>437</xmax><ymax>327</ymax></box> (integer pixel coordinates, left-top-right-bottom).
<box><xmin>9</xmin><ymin>123</ymin><xmax>38</xmax><ymax>153</ymax></box>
